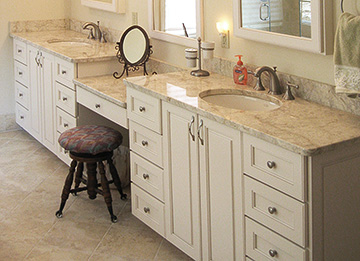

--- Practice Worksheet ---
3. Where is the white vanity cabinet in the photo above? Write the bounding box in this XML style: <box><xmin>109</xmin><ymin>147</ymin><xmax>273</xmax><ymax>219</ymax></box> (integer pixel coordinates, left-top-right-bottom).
<box><xmin>27</xmin><ymin>45</ymin><xmax>57</xmax><ymax>153</ymax></box>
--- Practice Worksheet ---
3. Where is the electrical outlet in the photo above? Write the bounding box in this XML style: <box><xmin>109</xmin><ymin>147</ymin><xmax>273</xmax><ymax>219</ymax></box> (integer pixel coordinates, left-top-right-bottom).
<box><xmin>132</xmin><ymin>12</ymin><xmax>138</xmax><ymax>25</ymax></box>
<box><xmin>221</xmin><ymin>32</ymin><xmax>230</xmax><ymax>49</ymax></box>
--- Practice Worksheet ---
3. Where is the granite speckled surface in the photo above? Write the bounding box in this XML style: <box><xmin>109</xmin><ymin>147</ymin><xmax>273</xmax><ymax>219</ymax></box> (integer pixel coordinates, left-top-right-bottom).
<box><xmin>122</xmin><ymin>72</ymin><xmax>360</xmax><ymax>156</ymax></box>
<box><xmin>10</xmin><ymin>30</ymin><xmax>117</xmax><ymax>63</ymax></box>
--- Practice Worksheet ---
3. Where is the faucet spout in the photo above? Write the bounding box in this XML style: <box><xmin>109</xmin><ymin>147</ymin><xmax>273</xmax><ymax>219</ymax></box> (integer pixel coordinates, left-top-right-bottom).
<box><xmin>82</xmin><ymin>21</ymin><xmax>102</xmax><ymax>41</ymax></box>
<box><xmin>254</xmin><ymin>66</ymin><xmax>282</xmax><ymax>95</ymax></box>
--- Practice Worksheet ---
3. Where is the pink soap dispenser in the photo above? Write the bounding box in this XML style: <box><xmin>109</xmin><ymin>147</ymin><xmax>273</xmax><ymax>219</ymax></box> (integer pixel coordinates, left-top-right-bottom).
<box><xmin>233</xmin><ymin>55</ymin><xmax>248</xmax><ymax>85</ymax></box>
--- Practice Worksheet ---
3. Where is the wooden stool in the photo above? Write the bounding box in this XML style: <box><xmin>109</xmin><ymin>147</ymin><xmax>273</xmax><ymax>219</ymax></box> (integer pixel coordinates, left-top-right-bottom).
<box><xmin>55</xmin><ymin>125</ymin><xmax>127</xmax><ymax>223</ymax></box>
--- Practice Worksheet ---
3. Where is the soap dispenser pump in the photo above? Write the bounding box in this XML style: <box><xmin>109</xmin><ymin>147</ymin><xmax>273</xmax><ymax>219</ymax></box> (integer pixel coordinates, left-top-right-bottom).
<box><xmin>233</xmin><ymin>55</ymin><xmax>248</xmax><ymax>85</ymax></box>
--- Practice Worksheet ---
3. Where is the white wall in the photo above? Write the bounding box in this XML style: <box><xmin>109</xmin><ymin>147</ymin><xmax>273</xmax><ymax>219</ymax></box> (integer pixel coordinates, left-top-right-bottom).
<box><xmin>0</xmin><ymin>0</ymin><xmax>69</xmax><ymax>116</ymax></box>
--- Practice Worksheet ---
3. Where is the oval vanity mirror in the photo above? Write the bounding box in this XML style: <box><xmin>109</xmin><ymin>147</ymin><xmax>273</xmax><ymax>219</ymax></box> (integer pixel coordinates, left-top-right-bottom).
<box><xmin>113</xmin><ymin>25</ymin><xmax>152</xmax><ymax>79</ymax></box>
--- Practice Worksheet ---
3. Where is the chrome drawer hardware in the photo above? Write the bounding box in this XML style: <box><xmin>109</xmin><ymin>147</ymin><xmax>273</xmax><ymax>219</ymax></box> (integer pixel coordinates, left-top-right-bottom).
<box><xmin>267</xmin><ymin>161</ymin><xmax>276</xmax><ymax>169</ymax></box>
<box><xmin>142</xmin><ymin>140</ymin><xmax>148</xmax><ymax>146</ymax></box>
<box><xmin>61</xmin><ymin>70</ymin><xmax>67</xmax><ymax>75</ymax></box>
<box><xmin>188</xmin><ymin>116</ymin><xmax>195</xmax><ymax>141</ymax></box>
<box><xmin>62</xmin><ymin>97</ymin><xmax>68</xmax><ymax>101</ymax></box>
<box><xmin>20</xmin><ymin>116</ymin><xmax>24</xmax><ymax>119</ymax></box>
<box><xmin>198</xmin><ymin>119</ymin><xmax>204</xmax><ymax>145</ymax></box>
<box><xmin>17</xmin><ymin>49</ymin><xmax>22</xmax><ymax>53</ymax></box>
<box><xmin>18</xmin><ymin>93</ymin><xmax>23</xmax><ymax>97</ymax></box>
<box><xmin>95</xmin><ymin>104</ymin><xmax>101</xmax><ymax>108</ymax></box>
<box><xmin>144</xmin><ymin>207</ymin><xmax>150</xmax><ymax>213</ymax></box>
<box><xmin>268</xmin><ymin>206</ymin><xmax>277</xmax><ymax>214</ymax></box>
<box><xmin>139</xmin><ymin>106</ymin><xmax>146</xmax><ymax>112</ymax></box>
<box><xmin>143</xmin><ymin>173</ymin><xmax>150</xmax><ymax>179</ymax></box>
<box><xmin>18</xmin><ymin>71</ymin><xmax>23</xmax><ymax>76</ymax></box>
<box><xmin>64</xmin><ymin>123</ymin><xmax>69</xmax><ymax>128</ymax></box>
<box><xmin>269</xmin><ymin>249</ymin><xmax>278</xmax><ymax>257</ymax></box>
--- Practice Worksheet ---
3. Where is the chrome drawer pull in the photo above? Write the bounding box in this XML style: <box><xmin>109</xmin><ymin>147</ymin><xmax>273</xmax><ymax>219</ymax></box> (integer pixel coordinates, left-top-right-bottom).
<box><xmin>18</xmin><ymin>71</ymin><xmax>23</xmax><ymax>76</ymax></box>
<box><xmin>267</xmin><ymin>161</ymin><xmax>276</xmax><ymax>169</ymax></box>
<box><xmin>61</xmin><ymin>70</ymin><xmax>67</xmax><ymax>75</ymax></box>
<box><xmin>18</xmin><ymin>93</ymin><xmax>23</xmax><ymax>97</ymax></box>
<box><xmin>20</xmin><ymin>116</ymin><xmax>24</xmax><ymax>119</ymax></box>
<box><xmin>268</xmin><ymin>206</ymin><xmax>277</xmax><ymax>214</ymax></box>
<box><xmin>139</xmin><ymin>106</ymin><xmax>146</xmax><ymax>112</ymax></box>
<box><xmin>144</xmin><ymin>207</ymin><xmax>150</xmax><ymax>213</ymax></box>
<box><xmin>142</xmin><ymin>140</ymin><xmax>148</xmax><ymax>146</ymax></box>
<box><xmin>269</xmin><ymin>249</ymin><xmax>278</xmax><ymax>257</ymax></box>
<box><xmin>197</xmin><ymin>119</ymin><xmax>204</xmax><ymax>145</ymax></box>
<box><xmin>64</xmin><ymin>123</ymin><xmax>69</xmax><ymax>128</ymax></box>
<box><xmin>143</xmin><ymin>173</ymin><xmax>150</xmax><ymax>179</ymax></box>
<box><xmin>95</xmin><ymin>104</ymin><xmax>101</xmax><ymax>108</ymax></box>
<box><xmin>188</xmin><ymin>116</ymin><xmax>195</xmax><ymax>141</ymax></box>
<box><xmin>62</xmin><ymin>97</ymin><xmax>68</xmax><ymax>101</ymax></box>
<box><xmin>17</xmin><ymin>49</ymin><xmax>22</xmax><ymax>53</ymax></box>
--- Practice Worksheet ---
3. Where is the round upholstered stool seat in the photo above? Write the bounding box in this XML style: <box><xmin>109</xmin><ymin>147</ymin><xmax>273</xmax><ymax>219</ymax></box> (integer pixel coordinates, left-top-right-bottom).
<box><xmin>56</xmin><ymin>125</ymin><xmax>127</xmax><ymax>223</ymax></box>
<box><xmin>58</xmin><ymin>125</ymin><xmax>123</xmax><ymax>155</ymax></box>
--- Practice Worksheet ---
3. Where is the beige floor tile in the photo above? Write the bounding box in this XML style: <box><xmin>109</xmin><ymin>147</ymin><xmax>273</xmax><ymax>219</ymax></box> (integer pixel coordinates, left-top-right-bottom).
<box><xmin>26</xmin><ymin>244</ymin><xmax>91</xmax><ymax>261</ymax></box>
<box><xmin>0</xmin><ymin>130</ymin><xmax>22</xmax><ymax>140</ymax></box>
<box><xmin>92</xmin><ymin>224</ymin><xmax>162</xmax><ymax>260</ymax></box>
<box><xmin>0</xmin><ymin>240</ymin><xmax>34</xmax><ymax>260</ymax></box>
<box><xmin>155</xmin><ymin>240</ymin><xmax>193</xmax><ymax>260</ymax></box>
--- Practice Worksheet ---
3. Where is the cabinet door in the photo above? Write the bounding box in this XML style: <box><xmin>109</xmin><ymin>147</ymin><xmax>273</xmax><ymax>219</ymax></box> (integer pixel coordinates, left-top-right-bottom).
<box><xmin>40</xmin><ymin>51</ymin><xmax>56</xmax><ymax>153</ymax></box>
<box><xmin>199</xmin><ymin>117</ymin><xmax>242</xmax><ymax>261</ymax></box>
<box><xmin>162</xmin><ymin>102</ymin><xmax>201</xmax><ymax>260</ymax></box>
<box><xmin>28</xmin><ymin>45</ymin><xmax>42</xmax><ymax>142</ymax></box>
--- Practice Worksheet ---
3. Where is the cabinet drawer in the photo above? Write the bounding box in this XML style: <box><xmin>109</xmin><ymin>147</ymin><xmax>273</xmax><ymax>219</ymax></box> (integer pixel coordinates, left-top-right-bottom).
<box><xmin>56</xmin><ymin>82</ymin><xmax>77</xmax><ymax>117</ymax></box>
<box><xmin>15</xmin><ymin>103</ymin><xmax>30</xmax><ymax>132</ymax></box>
<box><xmin>77</xmin><ymin>86</ymin><xmax>128</xmax><ymax>129</ymax></box>
<box><xmin>13</xmin><ymin>39</ymin><xmax>27</xmax><ymax>65</ymax></box>
<box><xmin>243</xmin><ymin>134</ymin><xmax>306</xmax><ymax>201</ymax></box>
<box><xmin>15</xmin><ymin>82</ymin><xmax>29</xmax><ymax>109</ymax></box>
<box><xmin>131</xmin><ymin>152</ymin><xmax>164</xmax><ymax>202</ymax></box>
<box><xmin>246</xmin><ymin>218</ymin><xmax>306</xmax><ymax>261</ymax></box>
<box><xmin>130</xmin><ymin>121</ymin><xmax>163</xmax><ymax>168</ymax></box>
<box><xmin>127</xmin><ymin>87</ymin><xmax>161</xmax><ymax>134</ymax></box>
<box><xmin>244</xmin><ymin>176</ymin><xmax>306</xmax><ymax>247</ymax></box>
<box><xmin>14</xmin><ymin>60</ymin><xmax>29</xmax><ymax>87</ymax></box>
<box><xmin>55</xmin><ymin>57</ymin><xmax>75</xmax><ymax>88</ymax></box>
<box><xmin>56</xmin><ymin>131</ymin><xmax>72</xmax><ymax>166</ymax></box>
<box><xmin>56</xmin><ymin>108</ymin><xmax>77</xmax><ymax>133</ymax></box>
<box><xmin>131</xmin><ymin>184</ymin><xmax>165</xmax><ymax>237</ymax></box>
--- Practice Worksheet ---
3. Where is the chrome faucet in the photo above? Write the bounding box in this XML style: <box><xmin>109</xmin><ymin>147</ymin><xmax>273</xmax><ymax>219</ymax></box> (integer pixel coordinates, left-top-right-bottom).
<box><xmin>254</xmin><ymin>66</ymin><xmax>282</xmax><ymax>95</ymax></box>
<box><xmin>82</xmin><ymin>21</ymin><xmax>102</xmax><ymax>41</ymax></box>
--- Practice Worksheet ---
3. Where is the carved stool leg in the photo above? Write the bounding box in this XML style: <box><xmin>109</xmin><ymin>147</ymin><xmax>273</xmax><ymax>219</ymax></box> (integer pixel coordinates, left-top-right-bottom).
<box><xmin>56</xmin><ymin>160</ymin><xmax>77</xmax><ymax>218</ymax></box>
<box><xmin>107</xmin><ymin>157</ymin><xmax>127</xmax><ymax>200</ymax></box>
<box><xmin>99</xmin><ymin>161</ymin><xmax>117</xmax><ymax>223</ymax></box>
<box><xmin>86</xmin><ymin>162</ymin><xmax>97</xmax><ymax>200</ymax></box>
<box><xmin>72</xmin><ymin>162</ymin><xmax>84</xmax><ymax>196</ymax></box>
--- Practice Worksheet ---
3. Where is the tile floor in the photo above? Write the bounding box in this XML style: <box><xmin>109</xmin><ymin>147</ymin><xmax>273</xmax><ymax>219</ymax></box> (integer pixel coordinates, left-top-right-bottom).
<box><xmin>0</xmin><ymin>130</ymin><xmax>192</xmax><ymax>260</ymax></box>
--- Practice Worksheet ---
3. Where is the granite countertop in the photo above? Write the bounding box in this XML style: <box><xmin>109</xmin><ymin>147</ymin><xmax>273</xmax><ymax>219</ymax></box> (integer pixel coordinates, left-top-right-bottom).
<box><xmin>122</xmin><ymin>71</ymin><xmax>360</xmax><ymax>156</ymax></box>
<box><xmin>11</xmin><ymin>30</ymin><xmax>117</xmax><ymax>63</ymax></box>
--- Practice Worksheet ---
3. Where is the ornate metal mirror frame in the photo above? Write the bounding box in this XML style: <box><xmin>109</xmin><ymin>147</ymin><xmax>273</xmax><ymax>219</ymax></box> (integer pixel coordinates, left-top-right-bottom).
<box><xmin>113</xmin><ymin>25</ymin><xmax>153</xmax><ymax>79</ymax></box>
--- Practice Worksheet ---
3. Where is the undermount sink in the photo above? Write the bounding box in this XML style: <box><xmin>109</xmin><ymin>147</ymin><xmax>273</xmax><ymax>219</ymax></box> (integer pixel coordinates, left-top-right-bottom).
<box><xmin>199</xmin><ymin>89</ymin><xmax>281</xmax><ymax>111</ymax></box>
<box><xmin>47</xmin><ymin>39</ymin><xmax>93</xmax><ymax>47</ymax></box>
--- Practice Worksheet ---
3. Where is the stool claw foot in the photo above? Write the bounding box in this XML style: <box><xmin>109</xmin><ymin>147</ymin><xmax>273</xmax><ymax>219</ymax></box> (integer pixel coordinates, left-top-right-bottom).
<box><xmin>111</xmin><ymin>215</ymin><xmax>118</xmax><ymax>223</ymax></box>
<box><xmin>55</xmin><ymin>210</ymin><xmax>63</xmax><ymax>218</ymax></box>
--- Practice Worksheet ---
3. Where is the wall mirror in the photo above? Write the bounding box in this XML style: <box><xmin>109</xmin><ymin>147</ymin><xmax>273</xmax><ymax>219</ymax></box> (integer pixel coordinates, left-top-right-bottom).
<box><xmin>81</xmin><ymin>0</ymin><xmax>125</xmax><ymax>13</ymax></box>
<box><xmin>113</xmin><ymin>25</ymin><xmax>152</xmax><ymax>79</ymax></box>
<box><xmin>233</xmin><ymin>0</ymin><xmax>333</xmax><ymax>54</ymax></box>
<box><xmin>148</xmin><ymin>0</ymin><xmax>203</xmax><ymax>48</ymax></box>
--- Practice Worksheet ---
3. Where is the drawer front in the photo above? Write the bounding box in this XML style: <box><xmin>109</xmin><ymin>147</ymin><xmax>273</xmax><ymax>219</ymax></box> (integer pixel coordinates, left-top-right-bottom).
<box><xmin>77</xmin><ymin>86</ymin><xmax>128</xmax><ymax>129</ymax></box>
<box><xmin>243</xmin><ymin>134</ymin><xmax>305</xmax><ymax>201</ymax></box>
<box><xmin>131</xmin><ymin>152</ymin><xmax>164</xmax><ymax>202</ymax></box>
<box><xmin>56</xmin><ymin>131</ymin><xmax>72</xmax><ymax>166</ymax></box>
<box><xmin>14</xmin><ymin>60</ymin><xmax>29</xmax><ymax>87</ymax></box>
<box><xmin>127</xmin><ymin>87</ymin><xmax>161</xmax><ymax>134</ymax></box>
<box><xmin>246</xmin><ymin>218</ymin><xmax>306</xmax><ymax>261</ymax></box>
<box><xmin>13</xmin><ymin>39</ymin><xmax>27</xmax><ymax>65</ymax></box>
<box><xmin>15</xmin><ymin>82</ymin><xmax>29</xmax><ymax>109</ymax></box>
<box><xmin>15</xmin><ymin>103</ymin><xmax>30</xmax><ymax>132</ymax></box>
<box><xmin>244</xmin><ymin>176</ymin><xmax>306</xmax><ymax>247</ymax></box>
<box><xmin>56</xmin><ymin>108</ymin><xmax>77</xmax><ymax>133</ymax></box>
<box><xmin>131</xmin><ymin>183</ymin><xmax>165</xmax><ymax>237</ymax></box>
<box><xmin>56</xmin><ymin>82</ymin><xmax>77</xmax><ymax>117</ymax></box>
<box><xmin>55</xmin><ymin>57</ymin><xmax>75</xmax><ymax>88</ymax></box>
<box><xmin>130</xmin><ymin>121</ymin><xmax>163</xmax><ymax>168</ymax></box>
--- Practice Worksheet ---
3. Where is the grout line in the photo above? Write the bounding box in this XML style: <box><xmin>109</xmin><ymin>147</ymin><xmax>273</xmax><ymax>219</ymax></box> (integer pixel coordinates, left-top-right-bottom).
<box><xmin>153</xmin><ymin>238</ymin><xmax>164</xmax><ymax>260</ymax></box>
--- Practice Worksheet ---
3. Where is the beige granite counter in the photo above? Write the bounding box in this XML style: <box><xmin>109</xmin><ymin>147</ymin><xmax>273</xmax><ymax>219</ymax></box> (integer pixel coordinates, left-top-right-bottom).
<box><xmin>11</xmin><ymin>30</ymin><xmax>117</xmax><ymax>63</ymax></box>
<box><xmin>123</xmin><ymin>71</ymin><xmax>360</xmax><ymax>156</ymax></box>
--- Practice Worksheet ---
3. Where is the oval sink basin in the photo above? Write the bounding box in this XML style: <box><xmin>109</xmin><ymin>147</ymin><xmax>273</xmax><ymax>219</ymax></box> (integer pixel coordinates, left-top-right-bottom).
<box><xmin>47</xmin><ymin>39</ymin><xmax>92</xmax><ymax>47</ymax></box>
<box><xmin>199</xmin><ymin>89</ymin><xmax>281</xmax><ymax>111</ymax></box>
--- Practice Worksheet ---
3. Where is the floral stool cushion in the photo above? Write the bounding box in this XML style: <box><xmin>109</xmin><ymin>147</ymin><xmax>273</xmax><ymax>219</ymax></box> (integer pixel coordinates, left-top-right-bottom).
<box><xmin>58</xmin><ymin>125</ymin><xmax>123</xmax><ymax>155</ymax></box>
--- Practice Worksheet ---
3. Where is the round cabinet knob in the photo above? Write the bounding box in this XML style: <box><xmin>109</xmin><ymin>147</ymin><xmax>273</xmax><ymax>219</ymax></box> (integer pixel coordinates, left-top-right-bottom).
<box><xmin>64</xmin><ymin>123</ymin><xmax>69</xmax><ymax>128</ymax></box>
<box><xmin>141</xmin><ymin>140</ymin><xmax>148</xmax><ymax>146</ymax></box>
<box><xmin>267</xmin><ymin>161</ymin><xmax>276</xmax><ymax>169</ymax></box>
<box><xmin>20</xmin><ymin>116</ymin><xmax>24</xmax><ymax>119</ymax></box>
<box><xmin>18</xmin><ymin>71</ymin><xmax>23</xmax><ymax>76</ymax></box>
<box><xmin>143</xmin><ymin>173</ymin><xmax>150</xmax><ymax>179</ymax></box>
<box><xmin>64</xmin><ymin>150</ymin><xmax>69</xmax><ymax>154</ymax></box>
<box><xmin>144</xmin><ymin>207</ymin><xmax>150</xmax><ymax>213</ymax></box>
<box><xmin>19</xmin><ymin>93</ymin><xmax>23</xmax><ymax>97</ymax></box>
<box><xmin>61</xmin><ymin>70</ymin><xmax>67</xmax><ymax>75</ymax></box>
<box><xmin>269</xmin><ymin>249</ymin><xmax>278</xmax><ymax>257</ymax></box>
<box><xmin>268</xmin><ymin>206</ymin><xmax>277</xmax><ymax>214</ymax></box>
<box><xmin>139</xmin><ymin>106</ymin><xmax>146</xmax><ymax>112</ymax></box>
<box><xmin>17</xmin><ymin>49</ymin><xmax>22</xmax><ymax>53</ymax></box>
<box><xmin>95</xmin><ymin>104</ymin><xmax>101</xmax><ymax>108</ymax></box>
<box><xmin>62</xmin><ymin>97</ymin><xmax>68</xmax><ymax>101</ymax></box>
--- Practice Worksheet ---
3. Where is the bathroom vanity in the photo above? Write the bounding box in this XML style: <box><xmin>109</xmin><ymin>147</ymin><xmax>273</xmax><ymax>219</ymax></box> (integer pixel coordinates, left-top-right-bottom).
<box><xmin>11</xmin><ymin>30</ymin><xmax>360</xmax><ymax>261</ymax></box>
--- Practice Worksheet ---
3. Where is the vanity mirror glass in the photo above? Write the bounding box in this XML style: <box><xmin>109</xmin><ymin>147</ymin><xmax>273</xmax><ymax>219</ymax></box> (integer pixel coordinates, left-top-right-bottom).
<box><xmin>81</xmin><ymin>0</ymin><xmax>125</xmax><ymax>13</ymax></box>
<box><xmin>113</xmin><ymin>25</ymin><xmax>152</xmax><ymax>79</ymax></box>
<box><xmin>233</xmin><ymin>0</ymin><xmax>333</xmax><ymax>54</ymax></box>
<box><xmin>148</xmin><ymin>0</ymin><xmax>203</xmax><ymax>47</ymax></box>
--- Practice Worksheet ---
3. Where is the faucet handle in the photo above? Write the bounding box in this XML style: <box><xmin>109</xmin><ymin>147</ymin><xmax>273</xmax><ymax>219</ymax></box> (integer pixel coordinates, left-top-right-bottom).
<box><xmin>101</xmin><ymin>32</ymin><xmax>107</xmax><ymax>43</ymax></box>
<box><xmin>283</xmin><ymin>82</ymin><xmax>299</xmax><ymax>100</ymax></box>
<box><xmin>86</xmin><ymin>28</ymin><xmax>95</xmax><ymax>39</ymax></box>
<box><xmin>273</xmin><ymin>66</ymin><xmax>277</xmax><ymax>72</ymax></box>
